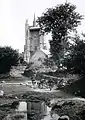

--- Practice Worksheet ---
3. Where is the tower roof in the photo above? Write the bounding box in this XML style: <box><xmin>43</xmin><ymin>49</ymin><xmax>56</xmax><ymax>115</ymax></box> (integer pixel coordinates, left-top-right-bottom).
<box><xmin>33</xmin><ymin>13</ymin><xmax>36</xmax><ymax>27</ymax></box>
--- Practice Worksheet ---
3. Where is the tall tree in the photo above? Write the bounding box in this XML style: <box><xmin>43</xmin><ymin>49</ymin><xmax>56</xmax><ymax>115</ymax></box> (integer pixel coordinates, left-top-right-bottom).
<box><xmin>37</xmin><ymin>3</ymin><xmax>83</xmax><ymax>67</ymax></box>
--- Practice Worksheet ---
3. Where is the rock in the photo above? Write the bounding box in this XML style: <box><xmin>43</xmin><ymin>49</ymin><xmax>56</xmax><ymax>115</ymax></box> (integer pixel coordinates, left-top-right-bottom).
<box><xmin>1</xmin><ymin>81</ymin><xmax>5</xmax><ymax>83</ymax></box>
<box><xmin>0</xmin><ymin>90</ymin><xmax>4</xmax><ymax>97</ymax></box>
<box><xmin>20</xmin><ymin>83</ymin><xmax>25</xmax><ymax>85</ymax></box>
<box><xmin>15</xmin><ymin>96</ymin><xmax>18</xmax><ymax>99</ymax></box>
<box><xmin>58</xmin><ymin>115</ymin><xmax>69</xmax><ymax>120</ymax></box>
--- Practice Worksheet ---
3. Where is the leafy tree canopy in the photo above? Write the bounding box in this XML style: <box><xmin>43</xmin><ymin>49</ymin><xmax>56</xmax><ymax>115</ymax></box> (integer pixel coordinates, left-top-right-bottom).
<box><xmin>63</xmin><ymin>34</ymin><xmax>85</xmax><ymax>74</ymax></box>
<box><xmin>37</xmin><ymin>3</ymin><xmax>83</xmax><ymax>66</ymax></box>
<box><xmin>0</xmin><ymin>46</ymin><xmax>19</xmax><ymax>74</ymax></box>
<box><xmin>37</xmin><ymin>3</ymin><xmax>83</xmax><ymax>34</ymax></box>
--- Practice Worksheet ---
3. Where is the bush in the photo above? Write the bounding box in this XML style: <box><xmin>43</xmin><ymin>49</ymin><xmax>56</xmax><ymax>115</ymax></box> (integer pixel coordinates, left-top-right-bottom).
<box><xmin>63</xmin><ymin>40</ymin><xmax>85</xmax><ymax>75</ymax></box>
<box><xmin>0</xmin><ymin>46</ymin><xmax>19</xmax><ymax>74</ymax></box>
<box><xmin>24</xmin><ymin>69</ymin><xmax>34</xmax><ymax>77</ymax></box>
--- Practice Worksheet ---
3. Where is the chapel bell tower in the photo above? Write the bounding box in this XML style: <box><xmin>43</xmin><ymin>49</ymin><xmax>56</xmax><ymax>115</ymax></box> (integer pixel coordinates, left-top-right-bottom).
<box><xmin>24</xmin><ymin>14</ymin><xmax>45</xmax><ymax>63</ymax></box>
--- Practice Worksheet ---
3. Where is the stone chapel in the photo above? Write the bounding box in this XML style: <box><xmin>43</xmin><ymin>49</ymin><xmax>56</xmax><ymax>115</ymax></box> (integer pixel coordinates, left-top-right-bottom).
<box><xmin>24</xmin><ymin>14</ymin><xmax>50</xmax><ymax>63</ymax></box>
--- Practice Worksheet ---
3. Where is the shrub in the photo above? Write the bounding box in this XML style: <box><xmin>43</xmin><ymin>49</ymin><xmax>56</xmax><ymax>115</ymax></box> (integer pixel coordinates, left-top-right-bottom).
<box><xmin>0</xmin><ymin>46</ymin><xmax>19</xmax><ymax>74</ymax></box>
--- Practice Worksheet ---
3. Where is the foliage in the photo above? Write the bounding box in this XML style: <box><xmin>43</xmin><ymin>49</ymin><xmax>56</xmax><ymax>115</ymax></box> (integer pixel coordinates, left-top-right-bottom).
<box><xmin>19</xmin><ymin>56</ymin><xmax>24</xmax><ymax>64</ymax></box>
<box><xmin>24</xmin><ymin>69</ymin><xmax>34</xmax><ymax>77</ymax></box>
<box><xmin>52</xmin><ymin>99</ymin><xmax>85</xmax><ymax>120</ymax></box>
<box><xmin>43</xmin><ymin>57</ymin><xmax>56</xmax><ymax>70</ymax></box>
<box><xmin>23</xmin><ymin>62</ymin><xmax>35</xmax><ymax>77</ymax></box>
<box><xmin>0</xmin><ymin>46</ymin><xmax>19</xmax><ymax>74</ymax></box>
<box><xmin>37</xmin><ymin>3</ymin><xmax>83</xmax><ymax>66</ymax></box>
<box><xmin>63</xmin><ymin>34</ymin><xmax>85</xmax><ymax>74</ymax></box>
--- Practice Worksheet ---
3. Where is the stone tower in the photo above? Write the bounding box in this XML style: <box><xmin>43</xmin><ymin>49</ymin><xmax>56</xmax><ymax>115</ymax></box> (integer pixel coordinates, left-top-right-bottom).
<box><xmin>24</xmin><ymin>19</ymin><xmax>30</xmax><ymax>62</ymax></box>
<box><xmin>24</xmin><ymin>14</ymin><xmax>45</xmax><ymax>63</ymax></box>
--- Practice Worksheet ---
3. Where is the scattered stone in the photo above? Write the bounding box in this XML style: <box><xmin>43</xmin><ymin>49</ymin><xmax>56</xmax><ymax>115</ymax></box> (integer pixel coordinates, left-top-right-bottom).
<box><xmin>58</xmin><ymin>115</ymin><xmax>69</xmax><ymax>120</ymax></box>
<box><xmin>14</xmin><ymin>96</ymin><xmax>18</xmax><ymax>99</ymax></box>
<box><xmin>1</xmin><ymin>81</ymin><xmax>5</xmax><ymax>83</ymax></box>
<box><xmin>0</xmin><ymin>90</ymin><xmax>4</xmax><ymax>97</ymax></box>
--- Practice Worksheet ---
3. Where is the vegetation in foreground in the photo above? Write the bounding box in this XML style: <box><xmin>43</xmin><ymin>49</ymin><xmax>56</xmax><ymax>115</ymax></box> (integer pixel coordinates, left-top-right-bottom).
<box><xmin>0</xmin><ymin>91</ymin><xmax>85</xmax><ymax>120</ymax></box>
<box><xmin>51</xmin><ymin>99</ymin><xmax>85</xmax><ymax>120</ymax></box>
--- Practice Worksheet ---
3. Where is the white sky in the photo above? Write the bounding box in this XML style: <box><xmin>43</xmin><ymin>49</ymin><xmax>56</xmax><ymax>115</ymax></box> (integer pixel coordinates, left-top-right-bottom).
<box><xmin>0</xmin><ymin>0</ymin><xmax>85</xmax><ymax>53</ymax></box>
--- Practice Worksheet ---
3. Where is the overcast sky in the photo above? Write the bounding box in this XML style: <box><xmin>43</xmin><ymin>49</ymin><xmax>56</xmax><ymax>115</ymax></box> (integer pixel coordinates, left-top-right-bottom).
<box><xmin>0</xmin><ymin>0</ymin><xmax>85</xmax><ymax>53</ymax></box>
